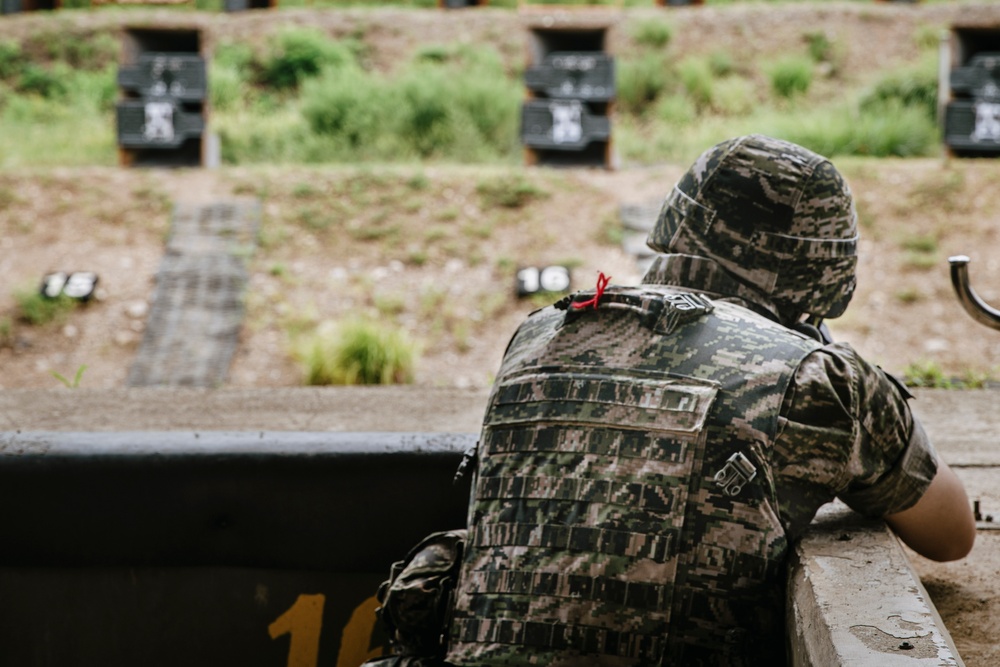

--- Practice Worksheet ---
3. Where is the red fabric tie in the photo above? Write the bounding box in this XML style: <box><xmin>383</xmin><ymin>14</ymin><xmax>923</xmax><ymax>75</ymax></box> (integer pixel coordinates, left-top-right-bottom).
<box><xmin>572</xmin><ymin>272</ymin><xmax>611</xmax><ymax>310</ymax></box>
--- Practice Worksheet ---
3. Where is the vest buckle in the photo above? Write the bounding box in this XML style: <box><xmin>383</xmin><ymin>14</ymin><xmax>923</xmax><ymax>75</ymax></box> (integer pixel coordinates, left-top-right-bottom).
<box><xmin>714</xmin><ymin>452</ymin><xmax>757</xmax><ymax>497</ymax></box>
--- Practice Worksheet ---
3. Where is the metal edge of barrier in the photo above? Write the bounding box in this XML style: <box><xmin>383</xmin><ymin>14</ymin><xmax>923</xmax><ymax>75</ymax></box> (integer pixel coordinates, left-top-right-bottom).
<box><xmin>0</xmin><ymin>430</ymin><xmax>476</xmax><ymax>570</ymax></box>
<box><xmin>787</xmin><ymin>500</ymin><xmax>965</xmax><ymax>667</ymax></box>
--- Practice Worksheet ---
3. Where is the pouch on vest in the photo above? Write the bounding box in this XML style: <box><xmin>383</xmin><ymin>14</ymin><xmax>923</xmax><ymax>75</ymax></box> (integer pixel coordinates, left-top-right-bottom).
<box><xmin>376</xmin><ymin>529</ymin><xmax>467</xmax><ymax>659</ymax></box>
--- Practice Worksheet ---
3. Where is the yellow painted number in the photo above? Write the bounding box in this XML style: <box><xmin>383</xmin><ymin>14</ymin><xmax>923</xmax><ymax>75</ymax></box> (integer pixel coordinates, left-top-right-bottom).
<box><xmin>335</xmin><ymin>595</ymin><xmax>383</xmax><ymax>667</ymax></box>
<box><xmin>269</xmin><ymin>594</ymin><xmax>325</xmax><ymax>667</ymax></box>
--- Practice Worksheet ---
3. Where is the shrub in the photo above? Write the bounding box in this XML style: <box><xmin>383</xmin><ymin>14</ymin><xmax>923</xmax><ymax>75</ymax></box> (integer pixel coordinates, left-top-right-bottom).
<box><xmin>212</xmin><ymin>43</ymin><xmax>256</xmax><ymax>113</ymax></box>
<box><xmin>711</xmin><ymin>76</ymin><xmax>756</xmax><ymax>116</ymax></box>
<box><xmin>617</xmin><ymin>54</ymin><xmax>669</xmax><ymax>114</ymax></box>
<box><xmin>17</xmin><ymin>64</ymin><xmax>68</xmax><ymax>99</ymax></box>
<box><xmin>66</xmin><ymin>66</ymin><xmax>117</xmax><ymax>112</ymax></box>
<box><xmin>299</xmin><ymin>319</ymin><xmax>417</xmax><ymax>385</ymax></box>
<box><xmin>215</xmin><ymin>41</ymin><xmax>256</xmax><ymax>72</ymax></box>
<box><xmin>301</xmin><ymin>67</ymin><xmax>385</xmax><ymax>147</ymax></box>
<box><xmin>0</xmin><ymin>40</ymin><xmax>24</xmax><ymax>81</ymax></box>
<box><xmin>258</xmin><ymin>29</ymin><xmax>358</xmax><ymax>90</ymax></box>
<box><xmin>804</xmin><ymin>31</ymin><xmax>834</xmax><ymax>63</ymax></box>
<box><xmin>299</xmin><ymin>45</ymin><xmax>520</xmax><ymax>161</ymax></box>
<box><xmin>632</xmin><ymin>19</ymin><xmax>673</xmax><ymax>50</ymax></box>
<box><xmin>446</xmin><ymin>51</ymin><xmax>521</xmax><ymax>154</ymax></box>
<box><xmin>210</xmin><ymin>65</ymin><xmax>245</xmax><ymax>113</ymax></box>
<box><xmin>397</xmin><ymin>65</ymin><xmax>456</xmax><ymax>157</ymax></box>
<box><xmin>678</xmin><ymin>56</ymin><xmax>714</xmax><ymax>110</ymax></box>
<box><xmin>709</xmin><ymin>50</ymin><xmax>735</xmax><ymax>78</ymax></box>
<box><xmin>859</xmin><ymin>61</ymin><xmax>938</xmax><ymax>122</ymax></box>
<box><xmin>217</xmin><ymin>109</ymin><xmax>314</xmax><ymax>164</ymax></box>
<box><xmin>768</xmin><ymin>57</ymin><xmax>812</xmax><ymax>99</ymax></box>
<box><xmin>766</xmin><ymin>102</ymin><xmax>938</xmax><ymax>158</ymax></box>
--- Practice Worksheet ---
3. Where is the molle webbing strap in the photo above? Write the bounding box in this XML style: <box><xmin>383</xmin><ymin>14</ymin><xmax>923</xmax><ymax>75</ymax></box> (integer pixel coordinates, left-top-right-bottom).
<box><xmin>453</xmin><ymin>618</ymin><xmax>664</xmax><ymax>661</ymax></box>
<box><xmin>485</xmin><ymin>426</ymin><xmax>691</xmax><ymax>463</ymax></box>
<box><xmin>471</xmin><ymin>522</ymin><xmax>677</xmax><ymax>563</ymax></box>
<box><xmin>488</xmin><ymin>372</ymin><xmax>716</xmax><ymax>434</ymax></box>
<box><xmin>476</xmin><ymin>474</ymin><xmax>676</xmax><ymax>512</ymax></box>
<box><xmin>466</xmin><ymin>570</ymin><xmax>671</xmax><ymax>611</ymax></box>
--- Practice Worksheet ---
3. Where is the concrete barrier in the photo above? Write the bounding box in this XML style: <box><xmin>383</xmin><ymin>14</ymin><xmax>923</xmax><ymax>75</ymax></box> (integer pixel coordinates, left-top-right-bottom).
<box><xmin>788</xmin><ymin>501</ymin><xmax>964</xmax><ymax>666</ymax></box>
<box><xmin>0</xmin><ymin>430</ymin><xmax>474</xmax><ymax>667</ymax></box>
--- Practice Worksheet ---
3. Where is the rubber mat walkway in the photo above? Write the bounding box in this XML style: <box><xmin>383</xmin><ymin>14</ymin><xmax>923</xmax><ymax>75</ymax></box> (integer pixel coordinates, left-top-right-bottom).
<box><xmin>126</xmin><ymin>199</ymin><xmax>260</xmax><ymax>387</ymax></box>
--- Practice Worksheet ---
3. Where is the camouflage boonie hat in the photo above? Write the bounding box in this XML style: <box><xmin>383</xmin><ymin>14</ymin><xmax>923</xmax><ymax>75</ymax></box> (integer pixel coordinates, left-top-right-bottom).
<box><xmin>647</xmin><ymin>134</ymin><xmax>859</xmax><ymax>320</ymax></box>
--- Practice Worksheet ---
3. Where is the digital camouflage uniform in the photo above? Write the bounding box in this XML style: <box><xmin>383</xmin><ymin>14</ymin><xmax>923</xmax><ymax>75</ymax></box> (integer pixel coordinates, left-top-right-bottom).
<box><xmin>440</xmin><ymin>136</ymin><xmax>938</xmax><ymax>666</ymax></box>
<box><xmin>641</xmin><ymin>255</ymin><xmax>937</xmax><ymax>545</ymax></box>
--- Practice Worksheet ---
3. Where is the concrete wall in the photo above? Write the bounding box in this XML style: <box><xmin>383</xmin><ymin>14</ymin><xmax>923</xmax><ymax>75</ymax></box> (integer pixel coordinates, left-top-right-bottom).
<box><xmin>788</xmin><ymin>501</ymin><xmax>964</xmax><ymax>666</ymax></box>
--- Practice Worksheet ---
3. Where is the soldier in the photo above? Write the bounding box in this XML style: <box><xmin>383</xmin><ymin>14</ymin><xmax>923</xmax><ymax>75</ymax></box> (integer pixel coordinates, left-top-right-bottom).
<box><xmin>375</xmin><ymin>135</ymin><xmax>976</xmax><ymax>666</ymax></box>
<box><xmin>372</xmin><ymin>135</ymin><xmax>975</xmax><ymax>667</ymax></box>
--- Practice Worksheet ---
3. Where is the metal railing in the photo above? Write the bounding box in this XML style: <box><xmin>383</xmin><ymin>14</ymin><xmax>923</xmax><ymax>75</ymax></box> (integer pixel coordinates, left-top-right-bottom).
<box><xmin>949</xmin><ymin>255</ymin><xmax>1000</xmax><ymax>331</ymax></box>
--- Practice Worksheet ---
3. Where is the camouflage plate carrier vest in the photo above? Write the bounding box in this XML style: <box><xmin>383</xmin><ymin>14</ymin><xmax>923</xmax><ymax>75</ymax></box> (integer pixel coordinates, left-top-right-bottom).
<box><xmin>446</xmin><ymin>285</ymin><xmax>819</xmax><ymax>667</ymax></box>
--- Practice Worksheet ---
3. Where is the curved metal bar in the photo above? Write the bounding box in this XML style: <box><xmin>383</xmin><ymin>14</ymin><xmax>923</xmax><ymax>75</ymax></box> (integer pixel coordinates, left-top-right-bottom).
<box><xmin>949</xmin><ymin>255</ymin><xmax>1000</xmax><ymax>330</ymax></box>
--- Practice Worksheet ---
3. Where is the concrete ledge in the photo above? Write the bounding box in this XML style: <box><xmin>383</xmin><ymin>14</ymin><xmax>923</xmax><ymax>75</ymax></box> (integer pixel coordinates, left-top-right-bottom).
<box><xmin>788</xmin><ymin>500</ymin><xmax>964</xmax><ymax>666</ymax></box>
<box><xmin>0</xmin><ymin>387</ymin><xmax>490</xmax><ymax>432</ymax></box>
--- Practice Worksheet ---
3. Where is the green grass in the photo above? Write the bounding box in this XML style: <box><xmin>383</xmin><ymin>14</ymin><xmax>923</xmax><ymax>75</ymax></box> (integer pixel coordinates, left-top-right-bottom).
<box><xmin>14</xmin><ymin>290</ymin><xmax>77</xmax><ymax>326</ymax></box>
<box><xmin>52</xmin><ymin>364</ymin><xmax>87</xmax><ymax>389</ymax></box>
<box><xmin>859</xmin><ymin>53</ymin><xmax>939</xmax><ymax>124</ymax></box>
<box><xmin>617</xmin><ymin>53</ymin><xmax>671</xmax><ymax>115</ymax></box>
<box><xmin>902</xmin><ymin>359</ymin><xmax>952</xmax><ymax>389</ymax></box>
<box><xmin>476</xmin><ymin>173</ymin><xmax>548</xmax><ymax>209</ymax></box>
<box><xmin>902</xmin><ymin>360</ymin><xmax>997</xmax><ymax>390</ymax></box>
<box><xmin>298</xmin><ymin>318</ymin><xmax>418</xmax><ymax>385</ymax></box>
<box><xmin>767</xmin><ymin>56</ymin><xmax>813</xmax><ymax>99</ymax></box>
<box><xmin>678</xmin><ymin>56</ymin><xmax>715</xmax><ymax>111</ymax></box>
<box><xmin>630</xmin><ymin>18</ymin><xmax>673</xmax><ymax>50</ymax></box>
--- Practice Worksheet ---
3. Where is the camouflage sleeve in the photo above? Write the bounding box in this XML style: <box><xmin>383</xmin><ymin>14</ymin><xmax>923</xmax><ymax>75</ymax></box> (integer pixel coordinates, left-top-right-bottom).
<box><xmin>771</xmin><ymin>342</ymin><xmax>938</xmax><ymax>539</ymax></box>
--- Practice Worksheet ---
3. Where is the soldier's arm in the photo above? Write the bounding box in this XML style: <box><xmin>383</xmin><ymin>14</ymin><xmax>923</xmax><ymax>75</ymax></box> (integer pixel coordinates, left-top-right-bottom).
<box><xmin>884</xmin><ymin>459</ymin><xmax>976</xmax><ymax>562</ymax></box>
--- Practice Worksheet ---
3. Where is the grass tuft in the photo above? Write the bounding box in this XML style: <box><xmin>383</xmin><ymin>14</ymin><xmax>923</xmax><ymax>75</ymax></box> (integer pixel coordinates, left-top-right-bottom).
<box><xmin>631</xmin><ymin>18</ymin><xmax>673</xmax><ymax>50</ymax></box>
<box><xmin>767</xmin><ymin>56</ymin><xmax>813</xmax><ymax>99</ymax></box>
<box><xmin>298</xmin><ymin>318</ymin><xmax>418</xmax><ymax>385</ymax></box>
<box><xmin>476</xmin><ymin>174</ymin><xmax>547</xmax><ymax>209</ymax></box>
<box><xmin>15</xmin><ymin>290</ymin><xmax>77</xmax><ymax>326</ymax></box>
<box><xmin>902</xmin><ymin>359</ymin><xmax>951</xmax><ymax>389</ymax></box>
